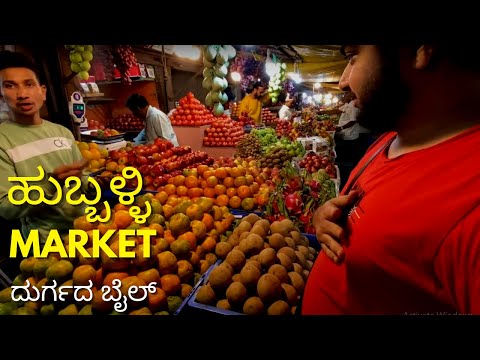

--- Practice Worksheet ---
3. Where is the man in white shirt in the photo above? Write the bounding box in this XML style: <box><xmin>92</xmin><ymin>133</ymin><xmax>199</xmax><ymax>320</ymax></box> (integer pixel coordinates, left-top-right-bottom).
<box><xmin>278</xmin><ymin>93</ymin><xmax>296</xmax><ymax>120</ymax></box>
<box><xmin>336</xmin><ymin>99</ymin><xmax>370</xmax><ymax>140</ymax></box>
<box><xmin>126</xmin><ymin>94</ymin><xmax>179</xmax><ymax>147</ymax></box>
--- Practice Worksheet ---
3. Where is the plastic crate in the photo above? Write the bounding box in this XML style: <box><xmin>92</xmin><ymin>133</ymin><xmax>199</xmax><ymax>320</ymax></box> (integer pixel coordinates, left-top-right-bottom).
<box><xmin>229</xmin><ymin>208</ymin><xmax>264</xmax><ymax>219</ymax></box>
<box><xmin>174</xmin><ymin>260</ymin><xmax>223</xmax><ymax>315</ymax></box>
<box><xmin>302</xmin><ymin>233</ymin><xmax>320</xmax><ymax>250</ymax></box>
<box><xmin>185</xmin><ymin>260</ymin><xmax>244</xmax><ymax>315</ymax></box>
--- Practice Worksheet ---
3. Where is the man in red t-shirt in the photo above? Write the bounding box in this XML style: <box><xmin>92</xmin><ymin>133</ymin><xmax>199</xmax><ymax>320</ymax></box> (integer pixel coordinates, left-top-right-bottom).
<box><xmin>302</xmin><ymin>45</ymin><xmax>480</xmax><ymax>315</ymax></box>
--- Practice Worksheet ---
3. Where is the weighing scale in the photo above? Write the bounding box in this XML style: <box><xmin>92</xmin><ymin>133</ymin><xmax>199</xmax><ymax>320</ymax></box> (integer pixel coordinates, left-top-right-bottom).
<box><xmin>69</xmin><ymin>92</ymin><xmax>88</xmax><ymax>132</ymax></box>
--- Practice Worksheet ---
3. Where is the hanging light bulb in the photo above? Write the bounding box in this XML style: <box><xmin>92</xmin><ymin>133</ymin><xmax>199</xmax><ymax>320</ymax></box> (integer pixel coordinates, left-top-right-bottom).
<box><xmin>265</xmin><ymin>49</ymin><xmax>278</xmax><ymax>77</ymax></box>
<box><xmin>231</xmin><ymin>72</ymin><xmax>241</xmax><ymax>82</ymax></box>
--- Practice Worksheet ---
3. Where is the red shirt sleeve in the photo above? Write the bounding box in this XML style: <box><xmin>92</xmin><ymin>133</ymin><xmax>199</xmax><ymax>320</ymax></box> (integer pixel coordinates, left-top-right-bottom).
<box><xmin>434</xmin><ymin>205</ymin><xmax>480</xmax><ymax>314</ymax></box>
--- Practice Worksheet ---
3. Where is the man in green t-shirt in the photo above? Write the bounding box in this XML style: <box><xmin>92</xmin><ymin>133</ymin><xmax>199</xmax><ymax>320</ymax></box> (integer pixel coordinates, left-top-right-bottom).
<box><xmin>0</xmin><ymin>50</ymin><xmax>89</xmax><ymax>245</ymax></box>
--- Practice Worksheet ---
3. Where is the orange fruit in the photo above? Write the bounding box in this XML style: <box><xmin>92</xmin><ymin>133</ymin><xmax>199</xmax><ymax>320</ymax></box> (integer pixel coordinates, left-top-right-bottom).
<box><xmin>200</xmin><ymin>236</ymin><xmax>216</xmax><ymax>252</ymax></box>
<box><xmin>177</xmin><ymin>232</ymin><xmax>197</xmax><ymax>251</ymax></box>
<box><xmin>223</xmin><ymin>177</ymin><xmax>235</xmax><ymax>188</ymax></box>
<box><xmin>249</xmin><ymin>182</ymin><xmax>260</xmax><ymax>195</ymax></box>
<box><xmin>245</xmin><ymin>174</ymin><xmax>254</xmax><ymax>185</ymax></box>
<box><xmin>184</xmin><ymin>175</ymin><xmax>199</xmax><ymax>188</ymax></box>
<box><xmin>164</xmin><ymin>184</ymin><xmax>176</xmax><ymax>195</ymax></box>
<box><xmin>214</xmin><ymin>184</ymin><xmax>226</xmax><ymax>196</ymax></box>
<box><xmin>73</xmin><ymin>215</ymin><xmax>94</xmax><ymax>231</ymax></box>
<box><xmin>197</xmin><ymin>164</ymin><xmax>209</xmax><ymax>176</ymax></box>
<box><xmin>241</xmin><ymin>197</ymin><xmax>256</xmax><ymax>211</ymax></box>
<box><xmin>228</xmin><ymin>196</ymin><xmax>242</xmax><ymax>209</ymax></box>
<box><xmin>72</xmin><ymin>265</ymin><xmax>97</xmax><ymax>286</ymax></box>
<box><xmin>187</xmin><ymin>187</ymin><xmax>203</xmax><ymax>198</ymax></box>
<box><xmin>237</xmin><ymin>185</ymin><xmax>252</xmax><ymax>199</ymax></box>
<box><xmin>148</xmin><ymin>287</ymin><xmax>167</xmax><ymax>312</ymax></box>
<box><xmin>176</xmin><ymin>185</ymin><xmax>188</xmax><ymax>196</ymax></box>
<box><xmin>186</xmin><ymin>204</ymin><xmax>203</xmax><ymax>221</ymax></box>
<box><xmin>215</xmin><ymin>194</ymin><xmax>229</xmax><ymax>207</ymax></box>
<box><xmin>173</xmin><ymin>175</ymin><xmax>186</xmax><ymax>186</ymax></box>
<box><xmin>103</xmin><ymin>272</ymin><xmax>130</xmax><ymax>287</ymax></box>
<box><xmin>203</xmin><ymin>187</ymin><xmax>216</xmax><ymax>198</ymax></box>
<box><xmin>114</xmin><ymin>210</ymin><xmax>134</xmax><ymax>229</ymax></box>
<box><xmin>202</xmin><ymin>213</ymin><xmax>215</xmax><ymax>231</ymax></box>
<box><xmin>226</xmin><ymin>187</ymin><xmax>237</xmax><ymax>198</ymax></box>
<box><xmin>214</xmin><ymin>167</ymin><xmax>228</xmax><ymax>179</ymax></box>
<box><xmin>203</xmin><ymin>170</ymin><xmax>215</xmax><ymax>180</ymax></box>
<box><xmin>234</xmin><ymin>176</ymin><xmax>247</xmax><ymax>187</ymax></box>
<box><xmin>206</xmin><ymin>176</ymin><xmax>218</xmax><ymax>188</ymax></box>
<box><xmin>154</xmin><ymin>191</ymin><xmax>169</xmax><ymax>205</ymax></box>
<box><xmin>160</xmin><ymin>274</ymin><xmax>181</xmax><ymax>295</ymax></box>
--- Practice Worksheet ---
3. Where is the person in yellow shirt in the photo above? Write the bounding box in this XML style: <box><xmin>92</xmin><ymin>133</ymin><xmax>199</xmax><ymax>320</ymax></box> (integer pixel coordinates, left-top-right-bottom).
<box><xmin>238</xmin><ymin>82</ymin><xmax>266</xmax><ymax>124</ymax></box>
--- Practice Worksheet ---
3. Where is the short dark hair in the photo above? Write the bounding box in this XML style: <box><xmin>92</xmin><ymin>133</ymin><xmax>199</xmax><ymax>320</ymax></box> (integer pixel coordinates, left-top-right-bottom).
<box><xmin>0</xmin><ymin>50</ymin><xmax>42</xmax><ymax>83</ymax></box>
<box><xmin>252</xmin><ymin>81</ymin><xmax>264</xmax><ymax>89</ymax></box>
<box><xmin>126</xmin><ymin>93</ymin><xmax>149</xmax><ymax>109</ymax></box>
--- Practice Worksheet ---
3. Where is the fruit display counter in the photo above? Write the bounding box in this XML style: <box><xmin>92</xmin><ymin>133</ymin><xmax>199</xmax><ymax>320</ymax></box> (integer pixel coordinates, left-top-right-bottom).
<box><xmin>200</xmin><ymin>145</ymin><xmax>236</xmax><ymax>159</ymax></box>
<box><xmin>173</xmin><ymin>125</ymin><xmax>209</xmax><ymax>151</ymax></box>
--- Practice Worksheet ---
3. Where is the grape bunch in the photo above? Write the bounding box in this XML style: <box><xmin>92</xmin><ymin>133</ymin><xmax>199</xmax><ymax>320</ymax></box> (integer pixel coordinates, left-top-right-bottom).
<box><xmin>240</xmin><ymin>75</ymin><xmax>255</xmax><ymax>92</ymax></box>
<box><xmin>92</xmin><ymin>45</ymin><xmax>115</xmax><ymax>81</ymax></box>
<box><xmin>229</xmin><ymin>53</ymin><xmax>246</xmax><ymax>73</ymax></box>
<box><xmin>283</xmin><ymin>79</ymin><xmax>295</xmax><ymax>95</ymax></box>
<box><xmin>64</xmin><ymin>45</ymin><xmax>93</xmax><ymax>81</ymax></box>
<box><xmin>112</xmin><ymin>45</ymin><xmax>138</xmax><ymax>85</ymax></box>
<box><xmin>202</xmin><ymin>45</ymin><xmax>236</xmax><ymax>116</ymax></box>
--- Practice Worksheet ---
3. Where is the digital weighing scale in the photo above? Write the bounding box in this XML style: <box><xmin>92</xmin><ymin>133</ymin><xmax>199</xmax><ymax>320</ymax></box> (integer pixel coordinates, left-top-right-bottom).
<box><xmin>69</xmin><ymin>92</ymin><xmax>88</xmax><ymax>132</ymax></box>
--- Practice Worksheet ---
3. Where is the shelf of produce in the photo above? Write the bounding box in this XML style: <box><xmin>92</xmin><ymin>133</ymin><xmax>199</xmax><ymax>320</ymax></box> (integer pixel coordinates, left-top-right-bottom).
<box><xmin>173</xmin><ymin>125</ymin><xmax>209</xmax><ymax>151</ymax></box>
<box><xmin>85</xmin><ymin>97</ymin><xmax>117</xmax><ymax>104</ymax></box>
<box><xmin>97</xmin><ymin>77</ymin><xmax>155</xmax><ymax>85</ymax></box>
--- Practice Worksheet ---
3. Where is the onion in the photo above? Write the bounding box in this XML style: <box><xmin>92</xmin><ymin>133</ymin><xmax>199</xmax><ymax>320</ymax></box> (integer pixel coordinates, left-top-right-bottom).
<box><xmin>203</xmin><ymin>56</ymin><xmax>215</xmax><ymax>68</ymax></box>
<box><xmin>216</xmin><ymin>47</ymin><xmax>228</xmax><ymax>64</ymax></box>
<box><xmin>214</xmin><ymin>64</ymin><xmax>228</xmax><ymax>78</ymax></box>
<box><xmin>202</xmin><ymin>77</ymin><xmax>213</xmax><ymax>90</ymax></box>
<box><xmin>211</xmin><ymin>91</ymin><xmax>221</xmax><ymax>102</ymax></box>
<box><xmin>203</xmin><ymin>67</ymin><xmax>214</xmax><ymax>78</ymax></box>
<box><xmin>205</xmin><ymin>92</ymin><xmax>214</xmax><ymax>107</ymax></box>
<box><xmin>213</xmin><ymin>102</ymin><xmax>224</xmax><ymax>116</ymax></box>
<box><xmin>212</xmin><ymin>76</ymin><xmax>224</xmax><ymax>91</ymax></box>
<box><xmin>205</xmin><ymin>45</ymin><xmax>217</xmax><ymax>62</ymax></box>
<box><xmin>223</xmin><ymin>45</ymin><xmax>237</xmax><ymax>60</ymax></box>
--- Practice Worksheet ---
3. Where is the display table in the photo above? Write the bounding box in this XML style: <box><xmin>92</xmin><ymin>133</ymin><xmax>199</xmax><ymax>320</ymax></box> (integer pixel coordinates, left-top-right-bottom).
<box><xmin>173</xmin><ymin>125</ymin><xmax>209</xmax><ymax>151</ymax></box>
<box><xmin>200</xmin><ymin>145</ymin><xmax>236</xmax><ymax>159</ymax></box>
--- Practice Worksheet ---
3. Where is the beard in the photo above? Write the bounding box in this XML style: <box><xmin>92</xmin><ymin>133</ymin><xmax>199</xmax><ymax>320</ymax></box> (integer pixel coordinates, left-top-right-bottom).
<box><xmin>355</xmin><ymin>48</ymin><xmax>410</xmax><ymax>134</ymax></box>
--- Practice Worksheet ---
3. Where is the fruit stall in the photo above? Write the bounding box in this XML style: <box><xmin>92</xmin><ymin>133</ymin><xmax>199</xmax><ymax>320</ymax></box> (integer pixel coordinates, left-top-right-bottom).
<box><xmin>0</xmin><ymin>45</ymin><xmax>347</xmax><ymax>316</ymax></box>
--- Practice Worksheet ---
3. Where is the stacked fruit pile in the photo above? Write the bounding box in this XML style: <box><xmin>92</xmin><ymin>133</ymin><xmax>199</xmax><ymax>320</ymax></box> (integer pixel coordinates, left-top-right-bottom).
<box><xmin>298</xmin><ymin>152</ymin><xmax>337</xmax><ymax>178</ymax></box>
<box><xmin>64</xmin><ymin>45</ymin><xmax>93</xmax><ymax>81</ymax></box>
<box><xmin>0</xmin><ymin>194</ymin><xmax>237</xmax><ymax>315</ymax></box>
<box><xmin>276</xmin><ymin>120</ymin><xmax>293</xmax><ymax>139</ymax></box>
<box><xmin>87</xmin><ymin>119</ymin><xmax>105</xmax><ymax>130</ymax></box>
<box><xmin>237</xmin><ymin>113</ymin><xmax>255</xmax><ymax>126</ymax></box>
<box><xmin>76</xmin><ymin>141</ymin><xmax>109</xmax><ymax>173</ymax></box>
<box><xmin>230</xmin><ymin>102</ymin><xmax>239</xmax><ymax>119</ymax></box>
<box><xmin>100</xmin><ymin>139</ymin><xmax>214</xmax><ymax>192</ymax></box>
<box><xmin>109</xmin><ymin>114</ymin><xmax>144</xmax><ymax>132</ymax></box>
<box><xmin>154</xmin><ymin>164</ymin><xmax>269</xmax><ymax>212</ymax></box>
<box><xmin>112</xmin><ymin>45</ymin><xmax>137</xmax><ymax>85</ymax></box>
<box><xmin>257</xmin><ymin>139</ymin><xmax>305</xmax><ymax>169</ymax></box>
<box><xmin>265</xmin><ymin>163</ymin><xmax>337</xmax><ymax>234</ymax></box>
<box><xmin>261</xmin><ymin>108</ymin><xmax>276</xmax><ymax>124</ymax></box>
<box><xmin>202</xmin><ymin>45</ymin><xmax>236</xmax><ymax>116</ymax></box>
<box><xmin>169</xmin><ymin>92</ymin><xmax>216</xmax><ymax>126</ymax></box>
<box><xmin>92</xmin><ymin>45</ymin><xmax>115</xmax><ymax>81</ymax></box>
<box><xmin>202</xmin><ymin>117</ymin><xmax>245</xmax><ymax>147</ymax></box>
<box><xmin>194</xmin><ymin>216</ymin><xmax>317</xmax><ymax>315</ymax></box>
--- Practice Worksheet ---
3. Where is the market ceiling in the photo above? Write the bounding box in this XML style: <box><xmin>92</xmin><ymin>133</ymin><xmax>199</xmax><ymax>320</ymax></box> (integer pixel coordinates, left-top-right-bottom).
<box><xmin>146</xmin><ymin>45</ymin><xmax>348</xmax><ymax>92</ymax></box>
<box><xmin>235</xmin><ymin>45</ymin><xmax>348</xmax><ymax>91</ymax></box>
